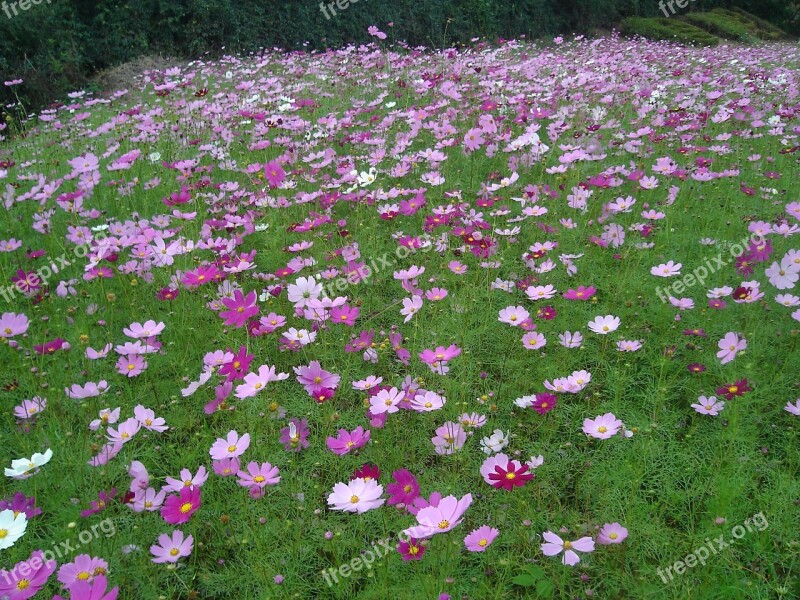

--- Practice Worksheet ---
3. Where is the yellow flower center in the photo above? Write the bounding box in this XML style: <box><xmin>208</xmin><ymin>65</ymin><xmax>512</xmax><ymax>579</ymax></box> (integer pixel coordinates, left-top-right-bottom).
<box><xmin>346</xmin><ymin>441</ymin><xmax>354</xmax><ymax>447</ymax></box>
<box><xmin>438</xmin><ymin>520</ymin><xmax>450</xmax><ymax>530</ymax></box>
<box><xmin>563</xmin><ymin>540</ymin><xmax>572</xmax><ymax>549</ymax></box>
<box><xmin>403</xmin><ymin>484</ymin><xmax>412</xmax><ymax>493</ymax></box>
<box><xmin>0</xmin><ymin>529</ymin><xmax>7</xmax><ymax>539</ymax></box>
<box><xmin>170</xmin><ymin>548</ymin><xmax>179</xmax><ymax>556</ymax></box>
<box><xmin>609</xmin><ymin>532</ymin><xmax>618</xmax><ymax>539</ymax></box>
<box><xmin>478</xmin><ymin>539</ymin><xmax>488</xmax><ymax>547</ymax></box>
<box><xmin>597</xmin><ymin>426</ymin><xmax>607</xmax><ymax>433</ymax></box>
<box><xmin>17</xmin><ymin>579</ymin><xmax>30</xmax><ymax>590</ymax></box>
<box><xmin>254</xmin><ymin>476</ymin><xmax>265</xmax><ymax>483</ymax></box>
<box><xmin>76</xmin><ymin>571</ymin><xmax>91</xmax><ymax>580</ymax></box>
<box><xmin>350</xmin><ymin>495</ymin><xmax>359</xmax><ymax>504</ymax></box>
<box><xmin>408</xmin><ymin>545</ymin><xmax>419</xmax><ymax>555</ymax></box>
<box><xmin>728</xmin><ymin>386</ymin><xmax>738</xmax><ymax>393</ymax></box>
<box><xmin>179</xmin><ymin>502</ymin><xmax>193</xmax><ymax>513</ymax></box>
<box><xmin>506</xmin><ymin>472</ymin><xmax>516</xmax><ymax>480</ymax></box>
<box><xmin>228</xmin><ymin>445</ymin><xmax>237</xmax><ymax>452</ymax></box>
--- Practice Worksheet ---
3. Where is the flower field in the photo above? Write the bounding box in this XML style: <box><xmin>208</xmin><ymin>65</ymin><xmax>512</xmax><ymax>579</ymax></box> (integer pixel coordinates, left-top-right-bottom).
<box><xmin>1</xmin><ymin>31</ymin><xmax>799</xmax><ymax>600</ymax></box>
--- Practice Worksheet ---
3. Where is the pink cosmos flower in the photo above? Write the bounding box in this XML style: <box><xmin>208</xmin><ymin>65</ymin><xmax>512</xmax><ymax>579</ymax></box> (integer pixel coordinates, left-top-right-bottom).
<box><xmin>122</xmin><ymin>320</ymin><xmax>165</xmax><ymax>339</ymax></box>
<box><xmin>212</xmin><ymin>457</ymin><xmax>241</xmax><ymax>477</ymax></box>
<box><xmin>784</xmin><ymin>399</ymin><xmax>800</xmax><ymax>416</ymax></box>
<box><xmin>464</xmin><ymin>525</ymin><xmax>499</xmax><ymax>552</ymax></box>
<box><xmin>327</xmin><ymin>478</ymin><xmax>384</xmax><ymax>513</ymax></box>
<box><xmin>431</xmin><ymin>421</ymin><xmax>466</xmax><ymax>455</ymax></box>
<box><xmin>425</xmin><ymin>288</ymin><xmax>448</xmax><ymax>301</ymax></box>
<box><xmin>541</xmin><ymin>531</ymin><xmax>595</xmax><ymax>565</ymax></box>
<box><xmin>403</xmin><ymin>493</ymin><xmax>472</xmax><ymax>538</ymax></box>
<box><xmin>163</xmin><ymin>466</ymin><xmax>208</xmax><ymax>493</ymax></box>
<box><xmin>89</xmin><ymin>407</ymin><xmax>120</xmax><ymax>431</ymax></box>
<box><xmin>522</xmin><ymin>331</ymin><xmax>546</xmax><ymax>350</ymax></box>
<box><xmin>419</xmin><ymin>345</ymin><xmax>461</xmax><ymax>364</ymax></box>
<box><xmin>582</xmin><ymin>413</ymin><xmax>623</xmax><ymax>439</ymax></box>
<box><xmin>54</xmin><ymin>574</ymin><xmax>119</xmax><ymax>600</ymax></box>
<box><xmin>0</xmin><ymin>312</ymin><xmax>29</xmax><ymax>338</ymax></box>
<box><xmin>13</xmin><ymin>397</ymin><xmax>46</xmax><ymax>419</ymax></box>
<box><xmin>209</xmin><ymin>431</ymin><xmax>251</xmax><ymax>460</ymax></box>
<box><xmin>369</xmin><ymin>387</ymin><xmax>405</xmax><ymax>415</ymax></box>
<box><xmin>691</xmin><ymin>396</ymin><xmax>725</xmax><ymax>415</ymax></box>
<box><xmin>498</xmin><ymin>306</ymin><xmax>530</xmax><ymax>326</ymax></box>
<box><xmin>0</xmin><ymin>550</ymin><xmax>56</xmax><ymax>598</ymax></box>
<box><xmin>397</xmin><ymin>537</ymin><xmax>427</xmax><ymax>561</ymax></box>
<box><xmin>400</xmin><ymin>295</ymin><xmax>423</xmax><ymax>322</ymax></box>
<box><xmin>559</xmin><ymin>331</ymin><xmax>583</xmax><ymax>348</ymax></box>
<box><xmin>150</xmin><ymin>530</ymin><xmax>193</xmax><ymax>564</ymax></box>
<box><xmin>66</xmin><ymin>381</ymin><xmax>109</xmax><ymax>399</ymax></box>
<box><xmin>161</xmin><ymin>486</ymin><xmax>201</xmax><ymax>525</ymax></box>
<box><xmin>326</xmin><ymin>427</ymin><xmax>370</xmax><ymax>455</ymax></box>
<box><xmin>597</xmin><ymin>522</ymin><xmax>628</xmax><ymax>544</ymax></box>
<box><xmin>131</xmin><ymin>487</ymin><xmax>166</xmax><ymax>512</ymax></box>
<box><xmin>651</xmin><ymin>261</ymin><xmax>682</xmax><ymax>277</ymax></box>
<box><xmin>234</xmin><ymin>364</ymin><xmax>290</xmax><ymax>399</ymax></box>
<box><xmin>294</xmin><ymin>361</ymin><xmax>340</xmax><ymax>394</ymax></box>
<box><xmin>263</xmin><ymin>159</ymin><xmax>286</xmax><ymax>187</ymax></box>
<box><xmin>116</xmin><ymin>354</ymin><xmax>146</xmax><ymax>377</ymax></box>
<box><xmin>716</xmin><ymin>332</ymin><xmax>746</xmax><ymax>365</ymax></box>
<box><xmin>219</xmin><ymin>290</ymin><xmax>258</xmax><ymax>328</ymax></box>
<box><xmin>237</xmin><ymin>461</ymin><xmax>280</xmax><ymax>496</ymax></box>
<box><xmin>133</xmin><ymin>405</ymin><xmax>168</xmax><ymax>432</ymax></box>
<box><xmin>57</xmin><ymin>554</ymin><xmax>108</xmax><ymax>586</ymax></box>
<box><xmin>106</xmin><ymin>418</ymin><xmax>141</xmax><ymax>444</ymax></box>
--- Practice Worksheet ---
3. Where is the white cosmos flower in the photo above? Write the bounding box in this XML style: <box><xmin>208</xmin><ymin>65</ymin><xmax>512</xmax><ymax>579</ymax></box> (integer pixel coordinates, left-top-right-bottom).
<box><xmin>0</xmin><ymin>509</ymin><xmax>28</xmax><ymax>549</ymax></box>
<box><xmin>480</xmin><ymin>429</ymin><xmax>509</xmax><ymax>454</ymax></box>
<box><xmin>4</xmin><ymin>448</ymin><xmax>53</xmax><ymax>478</ymax></box>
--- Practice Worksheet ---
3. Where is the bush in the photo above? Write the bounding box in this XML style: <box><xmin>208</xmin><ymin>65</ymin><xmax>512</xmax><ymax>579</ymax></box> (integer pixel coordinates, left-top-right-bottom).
<box><xmin>683</xmin><ymin>12</ymin><xmax>753</xmax><ymax>41</ymax></box>
<box><xmin>620</xmin><ymin>17</ymin><xmax>721</xmax><ymax>46</ymax></box>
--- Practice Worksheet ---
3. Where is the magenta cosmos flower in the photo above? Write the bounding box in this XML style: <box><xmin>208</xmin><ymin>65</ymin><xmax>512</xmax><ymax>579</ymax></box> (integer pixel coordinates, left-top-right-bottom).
<box><xmin>397</xmin><ymin>537</ymin><xmax>427</xmax><ymax>561</ymax></box>
<box><xmin>541</xmin><ymin>531</ymin><xmax>595</xmax><ymax>565</ymax></box>
<box><xmin>582</xmin><ymin>413</ymin><xmax>623</xmax><ymax>439</ymax></box>
<box><xmin>562</xmin><ymin>286</ymin><xmax>596</xmax><ymax>300</ymax></box>
<box><xmin>209</xmin><ymin>431</ymin><xmax>251</xmax><ymax>460</ymax></box>
<box><xmin>464</xmin><ymin>525</ymin><xmax>499</xmax><ymax>552</ymax></box>
<box><xmin>326</xmin><ymin>427</ymin><xmax>370</xmax><ymax>455</ymax></box>
<box><xmin>161</xmin><ymin>486</ymin><xmax>201</xmax><ymax>525</ymax></box>
<box><xmin>150</xmin><ymin>530</ymin><xmax>193</xmax><ymax>564</ymax></box>
<box><xmin>219</xmin><ymin>290</ymin><xmax>258</xmax><ymax>328</ymax></box>
<box><xmin>327</xmin><ymin>478</ymin><xmax>384</xmax><ymax>514</ymax></box>
<box><xmin>597</xmin><ymin>522</ymin><xmax>628</xmax><ymax>545</ymax></box>
<box><xmin>0</xmin><ymin>549</ymin><xmax>56</xmax><ymax>599</ymax></box>
<box><xmin>386</xmin><ymin>469</ymin><xmax>420</xmax><ymax>506</ymax></box>
<box><xmin>403</xmin><ymin>493</ymin><xmax>473</xmax><ymax>539</ymax></box>
<box><xmin>480</xmin><ymin>454</ymin><xmax>534</xmax><ymax>491</ymax></box>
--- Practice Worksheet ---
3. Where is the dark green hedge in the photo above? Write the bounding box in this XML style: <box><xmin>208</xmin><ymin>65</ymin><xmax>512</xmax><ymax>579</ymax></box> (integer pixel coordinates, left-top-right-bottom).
<box><xmin>0</xmin><ymin>0</ymin><xmax>796</xmax><ymax>114</ymax></box>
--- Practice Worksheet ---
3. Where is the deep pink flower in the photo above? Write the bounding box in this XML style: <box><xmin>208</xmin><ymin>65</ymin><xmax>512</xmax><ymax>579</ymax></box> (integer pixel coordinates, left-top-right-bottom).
<box><xmin>161</xmin><ymin>485</ymin><xmax>201</xmax><ymax>524</ymax></box>
<box><xmin>219</xmin><ymin>290</ymin><xmax>259</xmax><ymax>328</ymax></box>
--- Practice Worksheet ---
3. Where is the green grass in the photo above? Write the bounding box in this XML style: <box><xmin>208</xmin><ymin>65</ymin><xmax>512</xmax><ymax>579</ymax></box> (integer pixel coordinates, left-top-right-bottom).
<box><xmin>620</xmin><ymin>17</ymin><xmax>721</xmax><ymax>46</ymax></box>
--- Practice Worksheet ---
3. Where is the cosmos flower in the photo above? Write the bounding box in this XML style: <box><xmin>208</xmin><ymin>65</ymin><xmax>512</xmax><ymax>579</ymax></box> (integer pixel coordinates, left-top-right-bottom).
<box><xmin>327</xmin><ymin>478</ymin><xmax>384</xmax><ymax>514</ymax></box>
<box><xmin>403</xmin><ymin>493</ymin><xmax>472</xmax><ymax>538</ymax></box>
<box><xmin>386</xmin><ymin>469</ymin><xmax>420</xmax><ymax>507</ymax></box>
<box><xmin>464</xmin><ymin>525</ymin><xmax>499</xmax><ymax>552</ymax></box>
<box><xmin>5</xmin><ymin>449</ymin><xmax>53</xmax><ymax>478</ymax></box>
<box><xmin>716</xmin><ymin>332</ymin><xmax>746</xmax><ymax>365</ymax></box>
<box><xmin>541</xmin><ymin>531</ymin><xmax>595</xmax><ymax>565</ymax></box>
<box><xmin>587</xmin><ymin>315</ymin><xmax>620</xmax><ymax>335</ymax></box>
<box><xmin>480</xmin><ymin>453</ymin><xmax>534</xmax><ymax>491</ymax></box>
<box><xmin>150</xmin><ymin>530</ymin><xmax>194</xmax><ymax>564</ymax></box>
<box><xmin>209</xmin><ymin>431</ymin><xmax>251</xmax><ymax>460</ymax></box>
<box><xmin>582</xmin><ymin>413</ymin><xmax>623</xmax><ymax>439</ymax></box>
<box><xmin>692</xmin><ymin>396</ymin><xmax>725</xmax><ymax>415</ymax></box>
<box><xmin>326</xmin><ymin>427</ymin><xmax>370</xmax><ymax>455</ymax></box>
<box><xmin>0</xmin><ymin>509</ymin><xmax>27</xmax><ymax>550</ymax></box>
<box><xmin>161</xmin><ymin>486</ymin><xmax>201</xmax><ymax>525</ymax></box>
<box><xmin>597</xmin><ymin>523</ymin><xmax>628</xmax><ymax>545</ymax></box>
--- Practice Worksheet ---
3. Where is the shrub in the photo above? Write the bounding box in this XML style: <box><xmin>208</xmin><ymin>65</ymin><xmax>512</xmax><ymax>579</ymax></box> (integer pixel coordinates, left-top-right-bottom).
<box><xmin>620</xmin><ymin>17</ymin><xmax>721</xmax><ymax>46</ymax></box>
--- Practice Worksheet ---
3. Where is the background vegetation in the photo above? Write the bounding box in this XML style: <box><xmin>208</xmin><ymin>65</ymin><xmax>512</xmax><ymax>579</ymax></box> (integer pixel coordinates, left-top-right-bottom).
<box><xmin>0</xmin><ymin>0</ymin><xmax>797</xmax><ymax>114</ymax></box>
